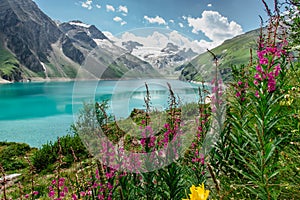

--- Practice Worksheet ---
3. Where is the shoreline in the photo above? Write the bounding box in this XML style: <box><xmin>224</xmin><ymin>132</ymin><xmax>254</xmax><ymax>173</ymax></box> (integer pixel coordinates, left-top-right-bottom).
<box><xmin>0</xmin><ymin>77</ymin><xmax>181</xmax><ymax>84</ymax></box>
<box><xmin>0</xmin><ymin>77</ymin><xmax>96</xmax><ymax>84</ymax></box>
<box><xmin>0</xmin><ymin>78</ymin><xmax>12</xmax><ymax>84</ymax></box>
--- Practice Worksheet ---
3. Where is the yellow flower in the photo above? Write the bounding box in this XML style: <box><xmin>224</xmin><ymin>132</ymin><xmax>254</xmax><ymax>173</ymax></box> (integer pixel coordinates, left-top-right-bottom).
<box><xmin>183</xmin><ymin>183</ymin><xmax>210</xmax><ymax>200</ymax></box>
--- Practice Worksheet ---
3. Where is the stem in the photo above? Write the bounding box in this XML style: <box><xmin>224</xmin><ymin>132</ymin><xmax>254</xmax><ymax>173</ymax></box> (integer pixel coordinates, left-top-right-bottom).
<box><xmin>249</xmin><ymin>48</ymin><xmax>253</xmax><ymax>66</ymax></box>
<box><xmin>18</xmin><ymin>182</ymin><xmax>23</xmax><ymax>200</ymax></box>
<box><xmin>118</xmin><ymin>187</ymin><xmax>124</xmax><ymax>200</ymax></box>
<box><xmin>144</xmin><ymin>82</ymin><xmax>151</xmax><ymax>126</ymax></box>
<box><xmin>56</xmin><ymin>138</ymin><xmax>63</xmax><ymax>199</ymax></box>
<box><xmin>207</xmin><ymin>162</ymin><xmax>221</xmax><ymax>198</ymax></box>
<box><xmin>255</xmin><ymin>98</ymin><xmax>271</xmax><ymax>199</ymax></box>
<box><xmin>262</xmin><ymin>0</ymin><xmax>272</xmax><ymax>17</ymax></box>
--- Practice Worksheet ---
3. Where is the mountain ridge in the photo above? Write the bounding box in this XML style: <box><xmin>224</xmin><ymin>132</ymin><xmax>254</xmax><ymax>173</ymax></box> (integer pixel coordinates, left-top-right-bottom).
<box><xmin>0</xmin><ymin>0</ymin><xmax>262</xmax><ymax>83</ymax></box>
<box><xmin>0</xmin><ymin>0</ymin><xmax>157</xmax><ymax>82</ymax></box>
<box><xmin>179</xmin><ymin>28</ymin><xmax>261</xmax><ymax>82</ymax></box>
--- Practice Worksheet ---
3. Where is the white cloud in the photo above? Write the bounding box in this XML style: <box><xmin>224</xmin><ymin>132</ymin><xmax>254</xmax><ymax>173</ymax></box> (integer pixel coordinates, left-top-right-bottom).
<box><xmin>118</xmin><ymin>5</ymin><xmax>128</xmax><ymax>14</ymax></box>
<box><xmin>187</xmin><ymin>10</ymin><xmax>243</xmax><ymax>42</ymax></box>
<box><xmin>121</xmin><ymin>31</ymin><xmax>169</xmax><ymax>48</ymax></box>
<box><xmin>104</xmin><ymin>31</ymin><xmax>168</xmax><ymax>49</ymax></box>
<box><xmin>207</xmin><ymin>4</ymin><xmax>212</xmax><ymax>7</ymax></box>
<box><xmin>169</xmin><ymin>19</ymin><xmax>175</xmax><ymax>23</ymax></box>
<box><xmin>113</xmin><ymin>16</ymin><xmax>127</xmax><ymax>26</ymax></box>
<box><xmin>182</xmin><ymin>16</ymin><xmax>187</xmax><ymax>20</ymax></box>
<box><xmin>104</xmin><ymin>30</ymin><xmax>219</xmax><ymax>54</ymax></box>
<box><xmin>144</xmin><ymin>16</ymin><xmax>167</xmax><ymax>25</ymax></box>
<box><xmin>113</xmin><ymin>16</ymin><xmax>123</xmax><ymax>22</ymax></box>
<box><xmin>96</xmin><ymin>4</ymin><xmax>101</xmax><ymax>9</ymax></box>
<box><xmin>106</xmin><ymin>4</ymin><xmax>115</xmax><ymax>12</ymax></box>
<box><xmin>81</xmin><ymin>0</ymin><xmax>92</xmax><ymax>10</ymax></box>
<box><xmin>179</xmin><ymin>23</ymin><xmax>184</xmax><ymax>28</ymax></box>
<box><xmin>167</xmin><ymin>30</ymin><xmax>215</xmax><ymax>53</ymax></box>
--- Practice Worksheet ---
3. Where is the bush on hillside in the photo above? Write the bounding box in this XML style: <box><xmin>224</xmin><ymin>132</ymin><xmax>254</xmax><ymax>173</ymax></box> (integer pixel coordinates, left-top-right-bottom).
<box><xmin>31</xmin><ymin>134</ymin><xmax>89</xmax><ymax>173</ymax></box>
<box><xmin>0</xmin><ymin>142</ymin><xmax>32</xmax><ymax>171</ymax></box>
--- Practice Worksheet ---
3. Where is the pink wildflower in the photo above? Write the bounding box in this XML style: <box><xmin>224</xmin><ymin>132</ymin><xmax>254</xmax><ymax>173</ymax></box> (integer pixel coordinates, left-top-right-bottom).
<box><xmin>256</xmin><ymin>65</ymin><xmax>263</xmax><ymax>73</ymax></box>
<box><xmin>274</xmin><ymin>65</ymin><xmax>281</xmax><ymax>76</ymax></box>
<box><xmin>268</xmin><ymin>79</ymin><xmax>276</xmax><ymax>92</ymax></box>
<box><xmin>254</xmin><ymin>73</ymin><xmax>261</xmax><ymax>80</ymax></box>
<box><xmin>72</xmin><ymin>194</ymin><xmax>78</xmax><ymax>200</ymax></box>
<box><xmin>255</xmin><ymin>91</ymin><xmax>260</xmax><ymax>98</ymax></box>
<box><xmin>48</xmin><ymin>191</ymin><xmax>55</xmax><ymax>198</ymax></box>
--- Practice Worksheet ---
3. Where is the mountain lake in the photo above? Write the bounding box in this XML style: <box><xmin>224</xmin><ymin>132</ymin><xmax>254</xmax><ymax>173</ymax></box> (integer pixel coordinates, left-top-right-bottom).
<box><xmin>0</xmin><ymin>79</ymin><xmax>203</xmax><ymax>147</ymax></box>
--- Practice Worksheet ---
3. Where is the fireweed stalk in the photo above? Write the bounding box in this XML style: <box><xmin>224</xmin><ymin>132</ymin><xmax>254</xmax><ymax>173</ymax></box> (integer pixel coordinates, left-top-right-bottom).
<box><xmin>254</xmin><ymin>17</ymin><xmax>288</xmax><ymax>97</ymax></box>
<box><xmin>48</xmin><ymin>138</ymin><xmax>69</xmax><ymax>200</ymax></box>
<box><xmin>233</xmin><ymin>64</ymin><xmax>249</xmax><ymax>103</ymax></box>
<box><xmin>198</xmin><ymin>49</ymin><xmax>227</xmax><ymax>199</ymax></box>
<box><xmin>48</xmin><ymin>177</ymin><xmax>69</xmax><ymax>199</ymax></box>
<box><xmin>213</xmin><ymin>10</ymin><xmax>292</xmax><ymax>198</ymax></box>
<box><xmin>139</xmin><ymin>83</ymin><xmax>185</xmax><ymax>199</ymax></box>
<box><xmin>184</xmin><ymin>82</ymin><xmax>211</xmax><ymax>184</ymax></box>
<box><xmin>140</xmin><ymin>83</ymin><xmax>183</xmax><ymax>165</ymax></box>
<box><xmin>25</xmin><ymin>157</ymin><xmax>39</xmax><ymax>200</ymax></box>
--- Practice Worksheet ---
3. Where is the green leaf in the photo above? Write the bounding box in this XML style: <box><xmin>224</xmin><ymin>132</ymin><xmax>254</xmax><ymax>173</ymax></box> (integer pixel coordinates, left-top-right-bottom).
<box><xmin>269</xmin><ymin>169</ymin><xmax>280</xmax><ymax>180</ymax></box>
<box><xmin>264</xmin><ymin>142</ymin><xmax>276</xmax><ymax>164</ymax></box>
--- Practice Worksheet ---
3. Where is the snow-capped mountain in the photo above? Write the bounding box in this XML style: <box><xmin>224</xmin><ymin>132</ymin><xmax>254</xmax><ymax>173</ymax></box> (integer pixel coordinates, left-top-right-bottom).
<box><xmin>126</xmin><ymin>42</ymin><xmax>198</xmax><ymax>70</ymax></box>
<box><xmin>58</xmin><ymin>20</ymin><xmax>159</xmax><ymax>79</ymax></box>
<box><xmin>105</xmin><ymin>31</ymin><xmax>200</xmax><ymax>77</ymax></box>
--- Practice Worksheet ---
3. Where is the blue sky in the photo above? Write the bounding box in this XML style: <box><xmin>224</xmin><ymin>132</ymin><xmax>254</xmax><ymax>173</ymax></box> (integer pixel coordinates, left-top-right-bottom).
<box><xmin>33</xmin><ymin>0</ymin><xmax>275</xmax><ymax>51</ymax></box>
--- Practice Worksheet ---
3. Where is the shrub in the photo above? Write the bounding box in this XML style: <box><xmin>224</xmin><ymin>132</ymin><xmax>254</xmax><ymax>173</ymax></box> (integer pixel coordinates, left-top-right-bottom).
<box><xmin>0</xmin><ymin>142</ymin><xmax>32</xmax><ymax>171</ymax></box>
<box><xmin>31</xmin><ymin>134</ymin><xmax>89</xmax><ymax>173</ymax></box>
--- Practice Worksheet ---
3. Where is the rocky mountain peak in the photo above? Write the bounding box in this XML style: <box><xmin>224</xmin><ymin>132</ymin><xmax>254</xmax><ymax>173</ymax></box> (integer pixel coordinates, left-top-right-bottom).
<box><xmin>161</xmin><ymin>42</ymin><xmax>179</xmax><ymax>53</ymax></box>
<box><xmin>60</xmin><ymin>21</ymin><xmax>108</xmax><ymax>40</ymax></box>
<box><xmin>0</xmin><ymin>0</ymin><xmax>156</xmax><ymax>82</ymax></box>
<box><xmin>121</xmin><ymin>41</ymin><xmax>144</xmax><ymax>53</ymax></box>
<box><xmin>0</xmin><ymin>0</ymin><xmax>62</xmax><ymax>73</ymax></box>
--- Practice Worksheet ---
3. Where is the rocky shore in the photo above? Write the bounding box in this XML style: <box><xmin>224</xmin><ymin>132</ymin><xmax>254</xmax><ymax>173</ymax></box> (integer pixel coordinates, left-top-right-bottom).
<box><xmin>0</xmin><ymin>78</ymin><xmax>11</xmax><ymax>84</ymax></box>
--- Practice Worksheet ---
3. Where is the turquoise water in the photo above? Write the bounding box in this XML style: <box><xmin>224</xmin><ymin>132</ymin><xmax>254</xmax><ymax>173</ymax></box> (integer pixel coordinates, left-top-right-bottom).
<box><xmin>0</xmin><ymin>80</ymin><xmax>200</xmax><ymax>147</ymax></box>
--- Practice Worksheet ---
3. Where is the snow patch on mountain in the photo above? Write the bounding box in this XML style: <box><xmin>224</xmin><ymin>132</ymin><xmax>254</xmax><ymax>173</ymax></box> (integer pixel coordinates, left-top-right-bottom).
<box><xmin>69</xmin><ymin>21</ymin><xmax>91</xmax><ymax>28</ymax></box>
<box><xmin>94</xmin><ymin>39</ymin><xmax>114</xmax><ymax>48</ymax></box>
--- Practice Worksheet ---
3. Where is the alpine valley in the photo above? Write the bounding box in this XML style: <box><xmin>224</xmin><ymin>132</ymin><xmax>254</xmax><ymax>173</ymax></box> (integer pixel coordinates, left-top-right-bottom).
<box><xmin>0</xmin><ymin>0</ymin><xmax>260</xmax><ymax>83</ymax></box>
<box><xmin>0</xmin><ymin>0</ymin><xmax>159</xmax><ymax>82</ymax></box>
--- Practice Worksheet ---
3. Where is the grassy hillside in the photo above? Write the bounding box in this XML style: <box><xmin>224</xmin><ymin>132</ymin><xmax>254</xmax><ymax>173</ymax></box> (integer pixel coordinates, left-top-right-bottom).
<box><xmin>0</xmin><ymin>41</ymin><xmax>22</xmax><ymax>81</ymax></box>
<box><xmin>179</xmin><ymin>28</ymin><xmax>261</xmax><ymax>81</ymax></box>
<box><xmin>0</xmin><ymin>142</ymin><xmax>35</xmax><ymax>173</ymax></box>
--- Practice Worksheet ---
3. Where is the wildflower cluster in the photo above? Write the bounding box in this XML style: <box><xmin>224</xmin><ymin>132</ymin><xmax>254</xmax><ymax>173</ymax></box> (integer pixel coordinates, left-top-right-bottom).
<box><xmin>24</xmin><ymin>191</ymin><xmax>39</xmax><ymax>199</ymax></box>
<box><xmin>48</xmin><ymin>178</ymin><xmax>68</xmax><ymax>199</ymax></box>
<box><xmin>254</xmin><ymin>45</ymin><xmax>286</xmax><ymax>92</ymax></box>
<box><xmin>95</xmin><ymin>139</ymin><xmax>142</xmax><ymax>172</ymax></box>
<box><xmin>211</xmin><ymin>78</ymin><xmax>224</xmax><ymax>113</ymax></box>
<box><xmin>186</xmin><ymin>83</ymin><xmax>211</xmax><ymax>179</ymax></box>
<box><xmin>140</xmin><ymin>125</ymin><xmax>156</xmax><ymax>150</ymax></box>
<box><xmin>254</xmin><ymin>24</ymin><xmax>288</xmax><ymax>96</ymax></box>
